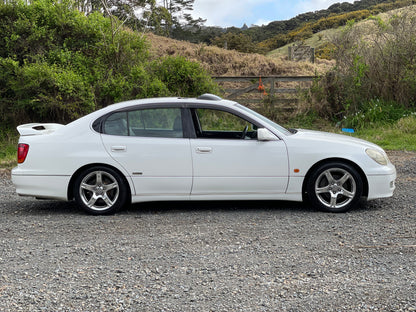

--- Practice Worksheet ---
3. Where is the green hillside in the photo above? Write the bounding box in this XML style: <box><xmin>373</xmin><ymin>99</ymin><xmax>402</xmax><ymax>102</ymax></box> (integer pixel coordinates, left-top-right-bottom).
<box><xmin>207</xmin><ymin>0</ymin><xmax>416</xmax><ymax>54</ymax></box>
<box><xmin>266</xmin><ymin>28</ymin><xmax>339</xmax><ymax>59</ymax></box>
<box><xmin>267</xmin><ymin>4</ymin><xmax>416</xmax><ymax>60</ymax></box>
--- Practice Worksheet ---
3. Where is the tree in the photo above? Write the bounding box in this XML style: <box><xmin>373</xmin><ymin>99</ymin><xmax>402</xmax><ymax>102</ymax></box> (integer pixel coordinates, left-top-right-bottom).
<box><xmin>68</xmin><ymin>0</ymin><xmax>204</xmax><ymax>37</ymax></box>
<box><xmin>160</xmin><ymin>0</ymin><xmax>205</xmax><ymax>37</ymax></box>
<box><xmin>211</xmin><ymin>33</ymin><xmax>258</xmax><ymax>53</ymax></box>
<box><xmin>141</xmin><ymin>2</ymin><xmax>172</xmax><ymax>36</ymax></box>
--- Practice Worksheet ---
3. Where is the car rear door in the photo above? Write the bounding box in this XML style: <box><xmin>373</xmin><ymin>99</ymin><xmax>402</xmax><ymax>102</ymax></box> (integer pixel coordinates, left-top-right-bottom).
<box><xmin>100</xmin><ymin>107</ymin><xmax>192</xmax><ymax>197</ymax></box>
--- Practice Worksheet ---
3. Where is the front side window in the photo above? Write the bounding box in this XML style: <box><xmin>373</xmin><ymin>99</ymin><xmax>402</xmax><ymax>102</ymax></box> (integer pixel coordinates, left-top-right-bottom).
<box><xmin>103</xmin><ymin>108</ymin><xmax>183</xmax><ymax>138</ymax></box>
<box><xmin>193</xmin><ymin>108</ymin><xmax>257</xmax><ymax>140</ymax></box>
<box><xmin>236</xmin><ymin>104</ymin><xmax>292</xmax><ymax>136</ymax></box>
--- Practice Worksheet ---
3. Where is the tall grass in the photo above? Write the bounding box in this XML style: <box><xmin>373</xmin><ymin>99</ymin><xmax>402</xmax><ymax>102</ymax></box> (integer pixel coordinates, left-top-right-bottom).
<box><xmin>341</xmin><ymin>99</ymin><xmax>413</xmax><ymax>129</ymax></box>
<box><xmin>0</xmin><ymin>130</ymin><xmax>18</xmax><ymax>169</ymax></box>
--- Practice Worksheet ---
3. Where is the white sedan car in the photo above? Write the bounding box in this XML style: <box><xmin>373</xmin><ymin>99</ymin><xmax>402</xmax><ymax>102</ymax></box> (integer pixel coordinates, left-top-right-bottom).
<box><xmin>12</xmin><ymin>94</ymin><xmax>396</xmax><ymax>215</ymax></box>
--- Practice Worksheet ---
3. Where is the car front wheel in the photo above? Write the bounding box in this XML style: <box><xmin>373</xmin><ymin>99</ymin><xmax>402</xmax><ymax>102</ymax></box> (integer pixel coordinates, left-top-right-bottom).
<box><xmin>306</xmin><ymin>162</ymin><xmax>363</xmax><ymax>213</ymax></box>
<box><xmin>74</xmin><ymin>166</ymin><xmax>128</xmax><ymax>215</ymax></box>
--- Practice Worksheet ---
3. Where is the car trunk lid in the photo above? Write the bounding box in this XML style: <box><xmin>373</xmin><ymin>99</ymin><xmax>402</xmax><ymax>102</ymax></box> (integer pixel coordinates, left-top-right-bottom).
<box><xmin>16</xmin><ymin>123</ymin><xmax>64</xmax><ymax>136</ymax></box>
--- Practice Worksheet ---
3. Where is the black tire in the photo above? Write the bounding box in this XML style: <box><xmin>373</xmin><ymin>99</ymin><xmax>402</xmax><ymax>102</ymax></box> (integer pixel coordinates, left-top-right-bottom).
<box><xmin>306</xmin><ymin>162</ymin><xmax>363</xmax><ymax>213</ymax></box>
<box><xmin>73</xmin><ymin>166</ymin><xmax>128</xmax><ymax>215</ymax></box>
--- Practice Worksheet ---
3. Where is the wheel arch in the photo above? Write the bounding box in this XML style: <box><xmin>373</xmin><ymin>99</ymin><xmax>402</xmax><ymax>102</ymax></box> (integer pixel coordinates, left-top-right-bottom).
<box><xmin>67</xmin><ymin>163</ymin><xmax>132</xmax><ymax>203</ymax></box>
<box><xmin>302</xmin><ymin>158</ymin><xmax>369</xmax><ymax>199</ymax></box>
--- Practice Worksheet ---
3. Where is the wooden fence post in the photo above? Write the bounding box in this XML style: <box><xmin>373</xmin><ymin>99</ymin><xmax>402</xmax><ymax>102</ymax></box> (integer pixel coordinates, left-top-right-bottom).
<box><xmin>269</xmin><ymin>77</ymin><xmax>275</xmax><ymax>109</ymax></box>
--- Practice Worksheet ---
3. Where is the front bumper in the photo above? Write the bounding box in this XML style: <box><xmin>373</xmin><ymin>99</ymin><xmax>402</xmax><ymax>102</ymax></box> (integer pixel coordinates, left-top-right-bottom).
<box><xmin>366</xmin><ymin>167</ymin><xmax>396</xmax><ymax>200</ymax></box>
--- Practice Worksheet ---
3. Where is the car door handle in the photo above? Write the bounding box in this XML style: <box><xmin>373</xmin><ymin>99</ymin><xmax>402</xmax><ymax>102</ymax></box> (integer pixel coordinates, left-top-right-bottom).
<box><xmin>111</xmin><ymin>146</ymin><xmax>127</xmax><ymax>152</ymax></box>
<box><xmin>196</xmin><ymin>147</ymin><xmax>212</xmax><ymax>153</ymax></box>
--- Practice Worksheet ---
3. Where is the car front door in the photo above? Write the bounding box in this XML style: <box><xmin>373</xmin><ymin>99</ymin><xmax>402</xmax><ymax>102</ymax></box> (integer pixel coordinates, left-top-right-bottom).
<box><xmin>100</xmin><ymin>107</ymin><xmax>192</xmax><ymax>197</ymax></box>
<box><xmin>189</xmin><ymin>107</ymin><xmax>289</xmax><ymax>197</ymax></box>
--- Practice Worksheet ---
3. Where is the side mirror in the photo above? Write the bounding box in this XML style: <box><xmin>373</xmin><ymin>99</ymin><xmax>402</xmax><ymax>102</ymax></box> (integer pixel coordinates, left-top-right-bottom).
<box><xmin>257</xmin><ymin>128</ymin><xmax>279</xmax><ymax>141</ymax></box>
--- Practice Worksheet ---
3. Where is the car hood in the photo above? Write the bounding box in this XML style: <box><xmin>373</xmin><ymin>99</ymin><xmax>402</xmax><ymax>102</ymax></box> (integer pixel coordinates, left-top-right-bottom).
<box><xmin>293</xmin><ymin>129</ymin><xmax>382</xmax><ymax>150</ymax></box>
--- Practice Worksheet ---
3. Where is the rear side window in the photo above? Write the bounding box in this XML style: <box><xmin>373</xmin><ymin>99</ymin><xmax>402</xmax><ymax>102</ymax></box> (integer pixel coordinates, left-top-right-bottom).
<box><xmin>104</xmin><ymin>112</ymin><xmax>128</xmax><ymax>136</ymax></box>
<box><xmin>103</xmin><ymin>108</ymin><xmax>183</xmax><ymax>138</ymax></box>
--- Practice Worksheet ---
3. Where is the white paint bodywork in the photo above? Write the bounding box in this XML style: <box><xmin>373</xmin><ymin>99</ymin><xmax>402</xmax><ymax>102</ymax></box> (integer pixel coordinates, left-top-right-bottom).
<box><xmin>12</xmin><ymin>97</ymin><xmax>396</xmax><ymax>205</ymax></box>
<box><xmin>101</xmin><ymin>135</ymin><xmax>192</xmax><ymax>196</ymax></box>
<box><xmin>189</xmin><ymin>138</ymin><xmax>288</xmax><ymax>195</ymax></box>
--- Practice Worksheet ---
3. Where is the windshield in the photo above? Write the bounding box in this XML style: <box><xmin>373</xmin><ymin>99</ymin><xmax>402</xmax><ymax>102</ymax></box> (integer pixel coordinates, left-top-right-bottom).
<box><xmin>236</xmin><ymin>104</ymin><xmax>293</xmax><ymax>136</ymax></box>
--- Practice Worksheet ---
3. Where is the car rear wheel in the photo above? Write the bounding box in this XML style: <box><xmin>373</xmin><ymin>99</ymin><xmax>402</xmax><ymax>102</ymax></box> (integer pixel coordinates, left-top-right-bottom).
<box><xmin>74</xmin><ymin>166</ymin><xmax>128</xmax><ymax>215</ymax></box>
<box><xmin>307</xmin><ymin>162</ymin><xmax>363</xmax><ymax>213</ymax></box>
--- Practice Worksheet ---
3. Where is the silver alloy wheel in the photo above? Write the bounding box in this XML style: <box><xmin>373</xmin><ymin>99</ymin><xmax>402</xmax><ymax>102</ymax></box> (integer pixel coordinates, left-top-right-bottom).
<box><xmin>314</xmin><ymin>168</ymin><xmax>357</xmax><ymax>209</ymax></box>
<box><xmin>79</xmin><ymin>170</ymin><xmax>120</xmax><ymax>211</ymax></box>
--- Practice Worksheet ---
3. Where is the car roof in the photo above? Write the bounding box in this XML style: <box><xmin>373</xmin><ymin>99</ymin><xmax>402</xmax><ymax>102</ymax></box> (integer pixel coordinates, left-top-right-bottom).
<box><xmin>64</xmin><ymin>94</ymin><xmax>240</xmax><ymax>130</ymax></box>
<box><xmin>104</xmin><ymin>94</ymin><xmax>238</xmax><ymax>111</ymax></box>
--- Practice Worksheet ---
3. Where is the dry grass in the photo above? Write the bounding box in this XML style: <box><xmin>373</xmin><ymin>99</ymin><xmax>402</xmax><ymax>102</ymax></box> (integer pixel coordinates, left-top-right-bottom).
<box><xmin>145</xmin><ymin>33</ymin><xmax>334</xmax><ymax>123</ymax></box>
<box><xmin>146</xmin><ymin>33</ymin><xmax>331</xmax><ymax>76</ymax></box>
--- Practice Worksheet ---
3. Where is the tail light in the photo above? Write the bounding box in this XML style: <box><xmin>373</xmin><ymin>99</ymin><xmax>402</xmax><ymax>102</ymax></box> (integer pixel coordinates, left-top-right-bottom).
<box><xmin>17</xmin><ymin>143</ymin><xmax>29</xmax><ymax>164</ymax></box>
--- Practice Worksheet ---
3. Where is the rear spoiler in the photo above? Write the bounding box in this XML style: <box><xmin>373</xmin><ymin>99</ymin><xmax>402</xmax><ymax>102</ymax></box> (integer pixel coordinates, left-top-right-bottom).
<box><xmin>17</xmin><ymin>123</ymin><xmax>64</xmax><ymax>136</ymax></box>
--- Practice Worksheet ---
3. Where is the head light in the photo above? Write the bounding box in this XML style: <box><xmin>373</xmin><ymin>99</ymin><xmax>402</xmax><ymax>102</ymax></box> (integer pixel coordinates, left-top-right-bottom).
<box><xmin>366</xmin><ymin>148</ymin><xmax>388</xmax><ymax>165</ymax></box>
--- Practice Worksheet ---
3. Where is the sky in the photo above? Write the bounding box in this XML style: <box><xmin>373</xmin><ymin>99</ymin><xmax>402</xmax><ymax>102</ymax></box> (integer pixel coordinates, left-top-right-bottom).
<box><xmin>192</xmin><ymin>0</ymin><xmax>354</xmax><ymax>27</ymax></box>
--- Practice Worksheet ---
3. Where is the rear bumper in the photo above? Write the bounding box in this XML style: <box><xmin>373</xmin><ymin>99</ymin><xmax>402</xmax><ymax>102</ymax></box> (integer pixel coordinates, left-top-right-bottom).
<box><xmin>12</xmin><ymin>170</ymin><xmax>70</xmax><ymax>201</ymax></box>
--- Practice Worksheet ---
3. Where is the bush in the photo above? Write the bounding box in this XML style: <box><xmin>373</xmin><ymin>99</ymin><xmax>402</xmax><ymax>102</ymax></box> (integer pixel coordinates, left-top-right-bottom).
<box><xmin>211</xmin><ymin>33</ymin><xmax>259</xmax><ymax>53</ymax></box>
<box><xmin>308</xmin><ymin>13</ymin><xmax>416</xmax><ymax>123</ymax></box>
<box><xmin>0</xmin><ymin>0</ymin><xmax>218</xmax><ymax>128</ymax></box>
<box><xmin>315</xmin><ymin>42</ymin><xmax>336</xmax><ymax>60</ymax></box>
<box><xmin>330</xmin><ymin>14</ymin><xmax>416</xmax><ymax>110</ymax></box>
<box><xmin>257</xmin><ymin>34</ymin><xmax>289</xmax><ymax>52</ymax></box>
<box><xmin>150</xmin><ymin>56</ymin><xmax>218</xmax><ymax>97</ymax></box>
<box><xmin>14</xmin><ymin>62</ymin><xmax>95</xmax><ymax>122</ymax></box>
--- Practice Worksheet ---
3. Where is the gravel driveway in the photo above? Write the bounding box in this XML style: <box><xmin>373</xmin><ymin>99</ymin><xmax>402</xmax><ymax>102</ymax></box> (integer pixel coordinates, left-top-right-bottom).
<box><xmin>0</xmin><ymin>151</ymin><xmax>415</xmax><ymax>311</ymax></box>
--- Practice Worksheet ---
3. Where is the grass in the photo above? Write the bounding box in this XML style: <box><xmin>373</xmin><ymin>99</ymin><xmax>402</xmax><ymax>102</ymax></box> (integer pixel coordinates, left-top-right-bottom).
<box><xmin>349</xmin><ymin>116</ymin><xmax>416</xmax><ymax>151</ymax></box>
<box><xmin>353</xmin><ymin>128</ymin><xmax>416</xmax><ymax>151</ymax></box>
<box><xmin>283</xmin><ymin>114</ymin><xmax>416</xmax><ymax>152</ymax></box>
<box><xmin>146</xmin><ymin>33</ymin><xmax>329</xmax><ymax>76</ymax></box>
<box><xmin>0</xmin><ymin>131</ymin><xmax>18</xmax><ymax>169</ymax></box>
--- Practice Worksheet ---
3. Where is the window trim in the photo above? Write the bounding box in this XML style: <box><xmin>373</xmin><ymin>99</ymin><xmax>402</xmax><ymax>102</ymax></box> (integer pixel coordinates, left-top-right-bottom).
<box><xmin>92</xmin><ymin>102</ymin><xmax>264</xmax><ymax>140</ymax></box>
<box><xmin>93</xmin><ymin>102</ymin><xmax>188</xmax><ymax>134</ymax></box>
<box><xmin>188</xmin><ymin>106</ymin><xmax>262</xmax><ymax>140</ymax></box>
<box><xmin>96</xmin><ymin>105</ymin><xmax>189</xmax><ymax>139</ymax></box>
